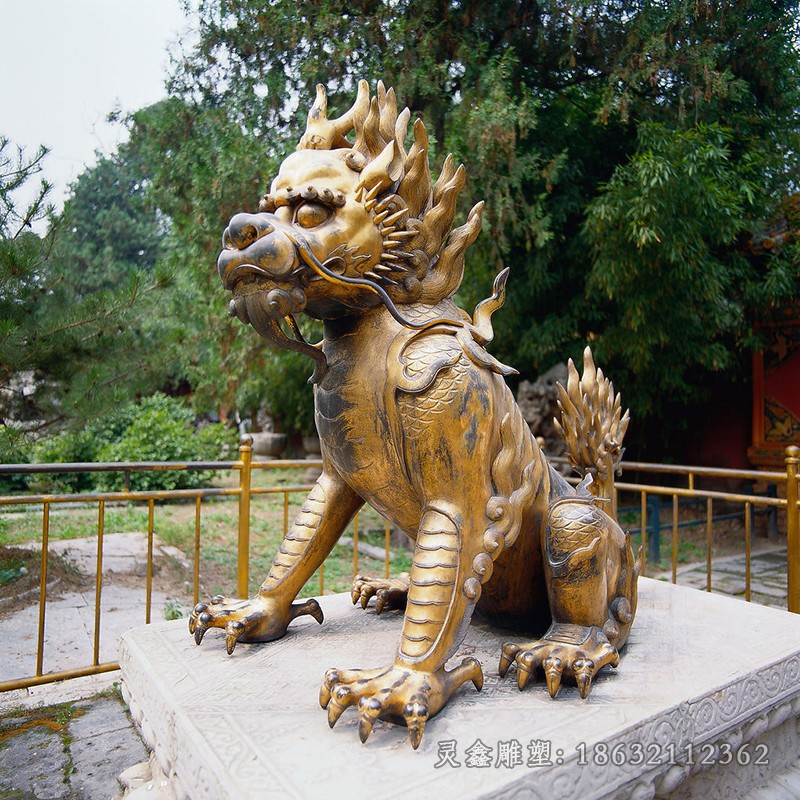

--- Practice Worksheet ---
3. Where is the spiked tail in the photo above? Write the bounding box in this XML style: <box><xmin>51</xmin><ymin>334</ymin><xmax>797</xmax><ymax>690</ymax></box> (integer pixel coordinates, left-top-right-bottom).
<box><xmin>554</xmin><ymin>347</ymin><xmax>630</xmax><ymax>518</ymax></box>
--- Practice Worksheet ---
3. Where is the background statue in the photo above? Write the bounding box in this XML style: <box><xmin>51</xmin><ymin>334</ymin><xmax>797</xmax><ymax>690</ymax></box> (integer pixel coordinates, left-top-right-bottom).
<box><xmin>517</xmin><ymin>362</ymin><xmax>569</xmax><ymax>461</ymax></box>
<box><xmin>189</xmin><ymin>81</ymin><xmax>639</xmax><ymax>749</ymax></box>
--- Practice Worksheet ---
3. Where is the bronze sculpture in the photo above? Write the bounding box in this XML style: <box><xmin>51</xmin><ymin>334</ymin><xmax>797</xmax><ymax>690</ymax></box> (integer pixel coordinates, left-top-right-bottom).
<box><xmin>189</xmin><ymin>81</ymin><xmax>640</xmax><ymax>749</ymax></box>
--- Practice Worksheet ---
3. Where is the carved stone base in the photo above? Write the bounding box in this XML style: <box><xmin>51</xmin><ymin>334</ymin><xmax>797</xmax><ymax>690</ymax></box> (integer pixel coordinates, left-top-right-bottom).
<box><xmin>119</xmin><ymin>579</ymin><xmax>800</xmax><ymax>799</ymax></box>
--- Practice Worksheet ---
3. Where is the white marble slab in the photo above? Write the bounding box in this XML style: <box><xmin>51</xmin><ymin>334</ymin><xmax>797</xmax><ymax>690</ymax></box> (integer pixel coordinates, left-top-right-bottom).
<box><xmin>119</xmin><ymin>578</ymin><xmax>800</xmax><ymax>800</ymax></box>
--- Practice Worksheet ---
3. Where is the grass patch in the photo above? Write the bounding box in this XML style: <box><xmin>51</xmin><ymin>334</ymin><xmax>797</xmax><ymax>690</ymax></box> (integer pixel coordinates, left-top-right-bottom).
<box><xmin>629</xmin><ymin>532</ymin><xmax>717</xmax><ymax>573</ymax></box>
<box><xmin>164</xmin><ymin>598</ymin><xmax>185</xmax><ymax>620</ymax></box>
<box><xmin>0</xmin><ymin>464</ymin><xmax>415</xmax><ymax>600</ymax></box>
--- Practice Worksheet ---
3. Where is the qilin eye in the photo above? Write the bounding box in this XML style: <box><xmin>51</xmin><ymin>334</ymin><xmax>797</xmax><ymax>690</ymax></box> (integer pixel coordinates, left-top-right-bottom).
<box><xmin>294</xmin><ymin>202</ymin><xmax>332</xmax><ymax>228</ymax></box>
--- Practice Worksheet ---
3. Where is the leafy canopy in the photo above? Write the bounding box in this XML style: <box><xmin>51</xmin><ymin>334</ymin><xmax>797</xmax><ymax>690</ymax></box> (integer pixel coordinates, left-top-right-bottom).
<box><xmin>0</xmin><ymin>136</ymin><xmax>179</xmax><ymax>438</ymax></box>
<box><xmin>159</xmin><ymin>0</ymin><xmax>800</xmax><ymax>451</ymax></box>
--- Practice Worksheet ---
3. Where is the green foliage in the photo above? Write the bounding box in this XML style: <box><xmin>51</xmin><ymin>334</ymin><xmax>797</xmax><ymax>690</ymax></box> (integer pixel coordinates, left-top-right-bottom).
<box><xmin>25</xmin><ymin>394</ymin><xmax>236</xmax><ymax>493</ymax></box>
<box><xmin>30</xmin><ymin>429</ymin><xmax>97</xmax><ymax>493</ymax></box>
<box><xmin>0</xmin><ymin>425</ymin><xmax>31</xmax><ymax>493</ymax></box>
<box><xmin>582</xmin><ymin>122</ymin><xmax>776</xmax><ymax>419</ymax></box>
<box><xmin>122</xmin><ymin>98</ymin><xmax>321</xmax><ymax>431</ymax></box>
<box><xmin>0</xmin><ymin>559</ymin><xmax>25</xmax><ymax>585</ymax></box>
<box><xmin>0</xmin><ymin>137</ymin><xmax>181</xmax><ymax>432</ymax></box>
<box><xmin>164</xmin><ymin>599</ymin><xmax>186</xmax><ymax>620</ymax></box>
<box><xmin>44</xmin><ymin>0</ymin><xmax>793</xmax><ymax>454</ymax></box>
<box><xmin>55</xmin><ymin>148</ymin><xmax>166</xmax><ymax>296</ymax></box>
<box><xmin>95</xmin><ymin>394</ymin><xmax>237</xmax><ymax>491</ymax></box>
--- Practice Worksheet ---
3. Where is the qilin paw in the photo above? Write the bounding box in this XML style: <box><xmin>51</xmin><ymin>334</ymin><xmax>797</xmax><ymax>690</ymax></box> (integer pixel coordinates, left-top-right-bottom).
<box><xmin>319</xmin><ymin>658</ymin><xmax>483</xmax><ymax>749</ymax></box>
<box><xmin>188</xmin><ymin>594</ymin><xmax>323</xmax><ymax>654</ymax></box>
<box><xmin>351</xmin><ymin>573</ymin><xmax>410</xmax><ymax>614</ymax></box>
<box><xmin>499</xmin><ymin>623</ymin><xmax>619</xmax><ymax>699</ymax></box>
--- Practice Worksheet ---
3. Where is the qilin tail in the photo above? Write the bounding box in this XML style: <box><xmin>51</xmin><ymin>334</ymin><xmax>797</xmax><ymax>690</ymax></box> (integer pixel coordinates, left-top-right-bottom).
<box><xmin>553</xmin><ymin>347</ymin><xmax>630</xmax><ymax>518</ymax></box>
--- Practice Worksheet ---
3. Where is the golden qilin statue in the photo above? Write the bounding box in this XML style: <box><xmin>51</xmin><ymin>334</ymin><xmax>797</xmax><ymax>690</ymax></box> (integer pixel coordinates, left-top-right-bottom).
<box><xmin>189</xmin><ymin>80</ymin><xmax>640</xmax><ymax>749</ymax></box>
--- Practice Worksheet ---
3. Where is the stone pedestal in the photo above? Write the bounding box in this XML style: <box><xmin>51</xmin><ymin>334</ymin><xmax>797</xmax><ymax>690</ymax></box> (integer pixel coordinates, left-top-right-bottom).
<box><xmin>119</xmin><ymin>579</ymin><xmax>800</xmax><ymax>800</ymax></box>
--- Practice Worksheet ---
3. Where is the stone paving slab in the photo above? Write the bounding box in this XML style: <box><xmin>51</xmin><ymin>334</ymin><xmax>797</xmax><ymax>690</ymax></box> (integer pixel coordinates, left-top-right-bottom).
<box><xmin>18</xmin><ymin>532</ymin><xmax>187</xmax><ymax>578</ymax></box>
<box><xmin>656</xmin><ymin>547</ymin><xmax>789</xmax><ymax>609</ymax></box>
<box><xmin>0</xmin><ymin>586</ymin><xmax>172</xmax><ymax>684</ymax></box>
<box><xmin>0</xmin><ymin>725</ymin><xmax>72</xmax><ymax>799</ymax></box>
<box><xmin>2</xmin><ymin>533</ymin><xmax>184</xmax><ymax>688</ymax></box>
<box><xmin>0</xmin><ymin>696</ymin><xmax>147</xmax><ymax>800</ymax></box>
<box><xmin>68</xmin><ymin>698</ymin><xmax>149</xmax><ymax>800</ymax></box>
<box><xmin>0</xmin><ymin>540</ymin><xmax>795</xmax><ymax>799</ymax></box>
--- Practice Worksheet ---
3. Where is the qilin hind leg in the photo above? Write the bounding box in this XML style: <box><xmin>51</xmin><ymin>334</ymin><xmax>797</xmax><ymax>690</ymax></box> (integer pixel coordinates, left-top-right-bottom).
<box><xmin>500</xmin><ymin>487</ymin><xmax>640</xmax><ymax>698</ymax></box>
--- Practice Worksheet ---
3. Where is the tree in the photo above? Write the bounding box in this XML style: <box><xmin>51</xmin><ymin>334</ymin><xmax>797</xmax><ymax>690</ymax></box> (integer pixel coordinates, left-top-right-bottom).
<box><xmin>159</xmin><ymin>0</ymin><xmax>800</xmax><ymax>451</ymax></box>
<box><xmin>123</xmin><ymin>98</ymin><xmax>319</xmax><ymax>431</ymax></box>
<box><xmin>0</xmin><ymin>136</ymin><xmax>177</xmax><ymax>438</ymax></box>
<box><xmin>55</xmin><ymin>146</ymin><xmax>166</xmax><ymax>296</ymax></box>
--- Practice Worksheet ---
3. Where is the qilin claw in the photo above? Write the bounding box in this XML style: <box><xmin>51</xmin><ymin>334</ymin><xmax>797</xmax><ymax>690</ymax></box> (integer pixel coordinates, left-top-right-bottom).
<box><xmin>403</xmin><ymin>698</ymin><xmax>429</xmax><ymax>750</ymax></box>
<box><xmin>187</xmin><ymin>593</ymin><xmax>325</xmax><ymax>653</ymax></box>
<box><xmin>188</xmin><ymin>602</ymin><xmax>208</xmax><ymax>635</ymax></box>
<box><xmin>327</xmin><ymin>685</ymin><xmax>353</xmax><ymax>728</ymax></box>
<box><xmin>350</xmin><ymin>573</ymin><xmax>410</xmax><ymax>615</ymax></box>
<box><xmin>225</xmin><ymin>620</ymin><xmax>245</xmax><ymax>655</ymax></box>
<box><xmin>543</xmin><ymin>655</ymin><xmax>564</xmax><ymax>698</ymax></box>
<box><xmin>500</xmin><ymin>624</ymin><xmax>620</xmax><ymax>699</ymax></box>
<box><xmin>319</xmin><ymin>657</ymin><xmax>483</xmax><ymax>748</ymax></box>
<box><xmin>357</xmin><ymin>696</ymin><xmax>384</xmax><ymax>743</ymax></box>
<box><xmin>193</xmin><ymin>611</ymin><xmax>212</xmax><ymax>645</ymax></box>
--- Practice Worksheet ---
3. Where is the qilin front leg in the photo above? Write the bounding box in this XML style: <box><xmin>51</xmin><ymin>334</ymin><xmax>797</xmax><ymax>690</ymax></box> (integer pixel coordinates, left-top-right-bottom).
<box><xmin>189</xmin><ymin>471</ymin><xmax>363</xmax><ymax>653</ymax></box>
<box><xmin>500</xmin><ymin>486</ymin><xmax>640</xmax><ymax>698</ymax></box>
<box><xmin>321</xmin><ymin>504</ymin><xmax>483</xmax><ymax>749</ymax></box>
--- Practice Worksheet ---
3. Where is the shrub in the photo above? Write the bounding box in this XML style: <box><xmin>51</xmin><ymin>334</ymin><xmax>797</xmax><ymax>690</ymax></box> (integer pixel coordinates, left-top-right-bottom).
<box><xmin>20</xmin><ymin>394</ymin><xmax>237</xmax><ymax>494</ymax></box>
<box><xmin>0</xmin><ymin>425</ymin><xmax>31</xmax><ymax>493</ymax></box>
<box><xmin>95</xmin><ymin>394</ymin><xmax>237</xmax><ymax>491</ymax></box>
<box><xmin>30</xmin><ymin>429</ymin><xmax>97</xmax><ymax>492</ymax></box>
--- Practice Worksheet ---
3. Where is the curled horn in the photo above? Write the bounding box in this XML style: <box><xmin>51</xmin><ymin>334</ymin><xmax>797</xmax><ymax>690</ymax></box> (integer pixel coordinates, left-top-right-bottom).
<box><xmin>298</xmin><ymin>80</ymin><xmax>370</xmax><ymax>150</ymax></box>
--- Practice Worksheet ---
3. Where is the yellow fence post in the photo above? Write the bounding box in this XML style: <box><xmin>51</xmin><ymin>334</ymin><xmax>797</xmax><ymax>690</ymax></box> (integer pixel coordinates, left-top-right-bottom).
<box><xmin>237</xmin><ymin>436</ymin><xmax>253</xmax><ymax>598</ymax></box>
<box><xmin>786</xmin><ymin>445</ymin><xmax>800</xmax><ymax>614</ymax></box>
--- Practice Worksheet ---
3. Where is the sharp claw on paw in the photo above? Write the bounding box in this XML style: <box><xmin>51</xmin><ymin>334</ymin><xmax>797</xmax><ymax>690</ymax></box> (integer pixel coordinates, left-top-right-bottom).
<box><xmin>188</xmin><ymin>603</ymin><xmax>208</xmax><ymax>635</ymax></box>
<box><xmin>403</xmin><ymin>701</ymin><xmax>429</xmax><ymax>750</ymax></box>
<box><xmin>543</xmin><ymin>655</ymin><xmax>564</xmax><ymax>698</ymax></box>
<box><xmin>320</xmin><ymin>659</ymin><xmax>481</xmax><ymax>747</ymax></box>
<box><xmin>193</xmin><ymin>612</ymin><xmax>212</xmax><ymax>645</ymax></box>
<box><xmin>465</xmin><ymin>658</ymin><xmax>484</xmax><ymax>691</ymax></box>
<box><xmin>500</xmin><ymin>625</ymin><xmax>620</xmax><ymax>699</ymax></box>
<box><xmin>573</xmin><ymin>658</ymin><xmax>594</xmax><ymax>699</ymax></box>
<box><xmin>319</xmin><ymin>684</ymin><xmax>331</xmax><ymax>709</ymax></box>
<box><xmin>349</xmin><ymin>574</ymin><xmax>409</xmax><ymax>614</ymax></box>
<box><xmin>225</xmin><ymin>620</ymin><xmax>245</xmax><ymax>655</ymax></box>
<box><xmin>498</xmin><ymin>643</ymin><xmax>518</xmax><ymax>678</ymax></box>
<box><xmin>328</xmin><ymin>685</ymin><xmax>353</xmax><ymax>728</ymax></box>
<box><xmin>291</xmin><ymin>598</ymin><xmax>324</xmax><ymax>625</ymax></box>
<box><xmin>357</xmin><ymin>697</ymin><xmax>383</xmax><ymax>743</ymax></box>
<box><xmin>517</xmin><ymin>653</ymin><xmax>533</xmax><ymax>691</ymax></box>
<box><xmin>187</xmin><ymin>593</ymin><xmax>308</xmax><ymax>651</ymax></box>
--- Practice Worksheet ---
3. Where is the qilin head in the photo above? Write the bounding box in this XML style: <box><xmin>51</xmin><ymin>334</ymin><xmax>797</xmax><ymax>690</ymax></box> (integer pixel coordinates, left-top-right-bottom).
<box><xmin>217</xmin><ymin>80</ymin><xmax>486</xmax><ymax>380</ymax></box>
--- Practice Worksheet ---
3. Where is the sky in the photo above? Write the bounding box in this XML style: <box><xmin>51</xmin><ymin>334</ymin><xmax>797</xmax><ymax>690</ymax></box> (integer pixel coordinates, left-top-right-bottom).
<box><xmin>1</xmin><ymin>0</ymin><xmax>190</xmax><ymax>214</ymax></box>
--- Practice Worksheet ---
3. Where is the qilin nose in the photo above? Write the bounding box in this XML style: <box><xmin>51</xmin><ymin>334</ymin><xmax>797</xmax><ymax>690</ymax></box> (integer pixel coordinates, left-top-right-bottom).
<box><xmin>223</xmin><ymin>213</ymin><xmax>275</xmax><ymax>250</ymax></box>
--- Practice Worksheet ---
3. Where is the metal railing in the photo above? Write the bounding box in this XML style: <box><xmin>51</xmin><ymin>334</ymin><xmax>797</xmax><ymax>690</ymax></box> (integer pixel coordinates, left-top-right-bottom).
<box><xmin>552</xmin><ymin>445</ymin><xmax>799</xmax><ymax>611</ymax></box>
<box><xmin>0</xmin><ymin>441</ymin><xmax>797</xmax><ymax>693</ymax></box>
